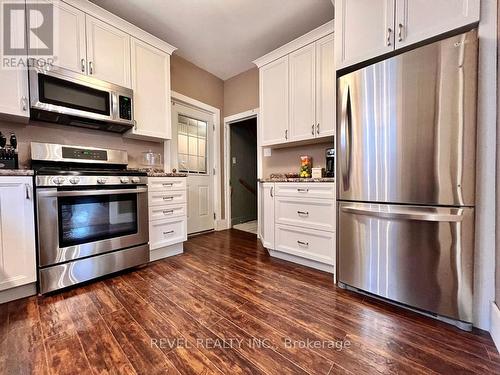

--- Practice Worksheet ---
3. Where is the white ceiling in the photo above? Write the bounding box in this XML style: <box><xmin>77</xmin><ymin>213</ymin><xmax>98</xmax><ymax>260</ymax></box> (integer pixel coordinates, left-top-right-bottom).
<box><xmin>89</xmin><ymin>0</ymin><xmax>334</xmax><ymax>80</ymax></box>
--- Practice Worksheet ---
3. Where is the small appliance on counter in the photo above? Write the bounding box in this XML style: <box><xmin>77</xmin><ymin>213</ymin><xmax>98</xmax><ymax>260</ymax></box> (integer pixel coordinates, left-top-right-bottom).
<box><xmin>0</xmin><ymin>132</ymin><xmax>19</xmax><ymax>169</ymax></box>
<box><xmin>325</xmin><ymin>148</ymin><xmax>335</xmax><ymax>177</ymax></box>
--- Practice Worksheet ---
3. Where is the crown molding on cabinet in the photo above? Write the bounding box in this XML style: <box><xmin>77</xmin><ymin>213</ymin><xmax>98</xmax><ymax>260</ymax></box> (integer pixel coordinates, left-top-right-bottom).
<box><xmin>63</xmin><ymin>0</ymin><xmax>177</xmax><ymax>55</ymax></box>
<box><xmin>253</xmin><ymin>20</ymin><xmax>333</xmax><ymax>68</ymax></box>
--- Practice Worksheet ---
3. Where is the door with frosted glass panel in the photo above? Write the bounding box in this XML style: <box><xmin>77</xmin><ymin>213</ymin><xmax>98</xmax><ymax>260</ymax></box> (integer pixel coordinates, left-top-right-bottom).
<box><xmin>171</xmin><ymin>102</ymin><xmax>214</xmax><ymax>234</ymax></box>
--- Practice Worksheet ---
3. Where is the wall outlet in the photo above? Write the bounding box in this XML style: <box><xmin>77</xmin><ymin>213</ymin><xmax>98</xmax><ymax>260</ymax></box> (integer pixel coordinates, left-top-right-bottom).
<box><xmin>263</xmin><ymin>148</ymin><xmax>272</xmax><ymax>157</ymax></box>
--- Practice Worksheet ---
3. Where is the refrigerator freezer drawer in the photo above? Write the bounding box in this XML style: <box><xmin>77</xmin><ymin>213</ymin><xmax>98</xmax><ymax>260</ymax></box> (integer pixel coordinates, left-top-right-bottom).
<box><xmin>338</xmin><ymin>202</ymin><xmax>474</xmax><ymax>323</ymax></box>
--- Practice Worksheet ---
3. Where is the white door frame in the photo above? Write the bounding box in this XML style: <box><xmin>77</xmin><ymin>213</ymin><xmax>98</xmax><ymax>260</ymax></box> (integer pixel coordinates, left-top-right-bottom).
<box><xmin>223</xmin><ymin>108</ymin><xmax>259</xmax><ymax>229</ymax></box>
<box><xmin>167</xmin><ymin>91</ymin><xmax>222</xmax><ymax>230</ymax></box>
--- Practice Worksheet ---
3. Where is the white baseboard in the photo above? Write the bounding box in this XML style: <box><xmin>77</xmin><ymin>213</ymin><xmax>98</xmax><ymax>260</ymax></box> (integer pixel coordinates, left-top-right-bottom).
<box><xmin>490</xmin><ymin>302</ymin><xmax>500</xmax><ymax>351</ymax></box>
<box><xmin>0</xmin><ymin>283</ymin><xmax>37</xmax><ymax>304</ymax></box>
<box><xmin>268</xmin><ymin>249</ymin><xmax>335</xmax><ymax>276</ymax></box>
<box><xmin>150</xmin><ymin>243</ymin><xmax>183</xmax><ymax>262</ymax></box>
<box><xmin>216</xmin><ymin>219</ymin><xmax>229</xmax><ymax>231</ymax></box>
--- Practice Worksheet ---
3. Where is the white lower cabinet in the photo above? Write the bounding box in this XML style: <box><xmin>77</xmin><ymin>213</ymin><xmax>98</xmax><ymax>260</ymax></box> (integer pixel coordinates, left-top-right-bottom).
<box><xmin>0</xmin><ymin>177</ymin><xmax>36</xmax><ymax>292</ymax></box>
<box><xmin>259</xmin><ymin>182</ymin><xmax>336</xmax><ymax>277</ymax></box>
<box><xmin>147</xmin><ymin>177</ymin><xmax>187</xmax><ymax>261</ymax></box>
<box><xmin>275</xmin><ymin>224</ymin><xmax>335</xmax><ymax>266</ymax></box>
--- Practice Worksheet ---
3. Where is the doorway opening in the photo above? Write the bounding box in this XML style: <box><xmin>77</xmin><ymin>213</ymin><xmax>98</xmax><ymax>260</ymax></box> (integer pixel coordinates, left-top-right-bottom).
<box><xmin>228</xmin><ymin>117</ymin><xmax>257</xmax><ymax>234</ymax></box>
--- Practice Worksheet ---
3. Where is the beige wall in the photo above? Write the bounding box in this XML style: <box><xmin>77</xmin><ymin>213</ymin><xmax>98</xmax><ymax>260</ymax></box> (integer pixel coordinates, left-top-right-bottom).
<box><xmin>0</xmin><ymin>119</ymin><xmax>162</xmax><ymax>168</ymax></box>
<box><xmin>496</xmin><ymin>0</ymin><xmax>500</xmax><ymax>308</ymax></box>
<box><xmin>262</xmin><ymin>141</ymin><xmax>334</xmax><ymax>176</ymax></box>
<box><xmin>171</xmin><ymin>55</ymin><xmax>224</xmax><ymax>111</ymax></box>
<box><xmin>223</xmin><ymin>68</ymin><xmax>259</xmax><ymax>117</ymax></box>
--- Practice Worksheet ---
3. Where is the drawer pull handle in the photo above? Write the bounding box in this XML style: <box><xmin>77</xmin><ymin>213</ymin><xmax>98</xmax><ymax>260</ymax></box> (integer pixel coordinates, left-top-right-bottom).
<box><xmin>297</xmin><ymin>240</ymin><xmax>309</xmax><ymax>247</ymax></box>
<box><xmin>163</xmin><ymin>196</ymin><xmax>174</xmax><ymax>201</ymax></box>
<box><xmin>163</xmin><ymin>230</ymin><xmax>174</xmax><ymax>235</ymax></box>
<box><xmin>162</xmin><ymin>183</ymin><xmax>173</xmax><ymax>187</ymax></box>
<box><xmin>163</xmin><ymin>209</ymin><xmax>174</xmax><ymax>215</ymax></box>
<box><xmin>297</xmin><ymin>188</ymin><xmax>309</xmax><ymax>193</ymax></box>
<box><xmin>297</xmin><ymin>211</ymin><xmax>309</xmax><ymax>216</ymax></box>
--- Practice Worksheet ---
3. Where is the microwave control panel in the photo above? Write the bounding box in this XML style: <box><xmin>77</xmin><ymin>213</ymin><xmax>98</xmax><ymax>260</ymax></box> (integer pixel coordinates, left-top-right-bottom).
<box><xmin>119</xmin><ymin>95</ymin><xmax>132</xmax><ymax>121</ymax></box>
<box><xmin>62</xmin><ymin>147</ymin><xmax>108</xmax><ymax>161</ymax></box>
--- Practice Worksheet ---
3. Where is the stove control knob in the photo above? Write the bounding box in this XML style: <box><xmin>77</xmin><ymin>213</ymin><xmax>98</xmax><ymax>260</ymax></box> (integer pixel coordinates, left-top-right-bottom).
<box><xmin>52</xmin><ymin>176</ymin><xmax>66</xmax><ymax>185</ymax></box>
<box><xmin>97</xmin><ymin>177</ymin><xmax>108</xmax><ymax>185</ymax></box>
<box><xmin>69</xmin><ymin>177</ymin><xmax>80</xmax><ymax>185</ymax></box>
<box><xmin>131</xmin><ymin>177</ymin><xmax>140</xmax><ymax>184</ymax></box>
<box><xmin>120</xmin><ymin>177</ymin><xmax>130</xmax><ymax>184</ymax></box>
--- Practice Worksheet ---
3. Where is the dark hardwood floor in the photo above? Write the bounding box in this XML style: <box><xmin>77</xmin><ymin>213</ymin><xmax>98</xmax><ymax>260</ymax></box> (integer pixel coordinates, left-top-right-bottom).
<box><xmin>0</xmin><ymin>229</ymin><xmax>498</xmax><ymax>374</ymax></box>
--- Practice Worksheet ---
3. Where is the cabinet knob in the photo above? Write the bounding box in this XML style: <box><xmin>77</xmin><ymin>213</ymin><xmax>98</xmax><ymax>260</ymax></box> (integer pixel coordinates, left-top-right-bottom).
<box><xmin>285</xmin><ymin>129</ymin><xmax>288</xmax><ymax>140</ymax></box>
<box><xmin>81</xmin><ymin>58</ymin><xmax>86</xmax><ymax>73</ymax></box>
<box><xmin>387</xmin><ymin>28</ymin><xmax>392</xmax><ymax>46</ymax></box>
<box><xmin>316</xmin><ymin>123</ymin><xmax>320</xmax><ymax>135</ymax></box>
<box><xmin>89</xmin><ymin>61</ymin><xmax>94</xmax><ymax>75</ymax></box>
<box><xmin>21</xmin><ymin>96</ymin><xmax>27</xmax><ymax>111</ymax></box>
<box><xmin>311</xmin><ymin>124</ymin><xmax>315</xmax><ymax>135</ymax></box>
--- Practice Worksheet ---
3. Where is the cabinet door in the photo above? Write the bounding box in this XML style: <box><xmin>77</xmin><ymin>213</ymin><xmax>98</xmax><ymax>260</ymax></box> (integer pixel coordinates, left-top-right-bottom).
<box><xmin>52</xmin><ymin>1</ymin><xmax>86</xmax><ymax>73</ymax></box>
<box><xmin>395</xmin><ymin>0</ymin><xmax>480</xmax><ymax>48</ymax></box>
<box><xmin>128</xmin><ymin>38</ymin><xmax>171</xmax><ymax>140</ymax></box>
<box><xmin>0</xmin><ymin>178</ymin><xmax>36</xmax><ymax>291</ymax></box>
<box><xmin>289</xmin><ymin>43</ymin><xmax>316</xmax><ymax>142</ymax></box>
<box><xmin>0</xmin><ymin>0</ymin><xmax>29</xmax><ymax>121</ymax></box>
<box><xmin>260</xmin><ymin>183</ymin><xmax>275</xmax><ymax>249</ymax></box>
<box><xmin>260</xmin><ymin>56</ymin><xmax>289</xmax><ymax>146</ymax></box>
<box><xmin>86</xmin><ymin>15</ymin><xmax>131</xmax><ymax>87</ymax></box>
<box><xmin>315</xmin><ymin>33</ymin><xmax>335</xmax><ymax>138</ymax></box>
<box><xmin>335</xmin><ymin>0</ymin><xmax>395</xmax><ymax>69</ymax></box>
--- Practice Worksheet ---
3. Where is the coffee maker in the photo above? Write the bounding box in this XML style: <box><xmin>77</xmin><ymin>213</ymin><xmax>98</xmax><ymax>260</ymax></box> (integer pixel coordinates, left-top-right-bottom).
<box><xmin>325</xmin><ymin>148</ymin><xmax>335</xmax><ymax>177</ymax></box>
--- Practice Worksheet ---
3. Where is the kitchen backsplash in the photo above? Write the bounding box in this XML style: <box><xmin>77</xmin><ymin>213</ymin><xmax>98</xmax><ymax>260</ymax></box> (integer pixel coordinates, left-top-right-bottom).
<box><xmin>0</xmin><ymin>120</ymin><xmax>164</xmax><ymax>169</ymax></box>
<box><xmin>262</xmin><ymin>141</ymin><xmax>334</xmax><ymax>177</ymax></box>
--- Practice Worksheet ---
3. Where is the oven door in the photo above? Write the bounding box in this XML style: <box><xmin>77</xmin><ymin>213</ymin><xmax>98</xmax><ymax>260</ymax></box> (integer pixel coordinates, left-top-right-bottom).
<box><xmin>36</xmin><ymin>187</ymin><xmax>148</xmax><ymax>267</ymax></box>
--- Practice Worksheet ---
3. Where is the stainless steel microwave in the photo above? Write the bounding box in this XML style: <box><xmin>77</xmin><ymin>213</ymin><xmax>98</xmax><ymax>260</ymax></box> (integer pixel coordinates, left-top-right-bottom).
<box><xmin>29</xmin><ymin>63</ymin><xmax>135</xmax><ymax>133</ymax></box>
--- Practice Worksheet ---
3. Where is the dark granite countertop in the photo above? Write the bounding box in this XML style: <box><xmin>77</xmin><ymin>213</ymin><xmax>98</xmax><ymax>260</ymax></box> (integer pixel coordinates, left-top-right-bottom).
<box><xmin>137</xmin><ymin>169</ymin><xmax>187</xmax><ymax>177</ymax></box>
<box><xmin>0</xmin><ymin>169</ymin><xmax>34</xmax><ymax>176</ymax></box>
<box><xmin>258</xmin><ymin>177</ymin><xmax>335</xmax><ymax>183</ymax></box>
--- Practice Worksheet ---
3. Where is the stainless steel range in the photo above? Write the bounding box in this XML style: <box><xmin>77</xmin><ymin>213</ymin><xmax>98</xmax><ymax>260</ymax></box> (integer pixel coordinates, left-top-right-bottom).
<box><xmin>31</xmin><ymin>142</ymin><xmax>149</xmax><ymax>294</ymax></box>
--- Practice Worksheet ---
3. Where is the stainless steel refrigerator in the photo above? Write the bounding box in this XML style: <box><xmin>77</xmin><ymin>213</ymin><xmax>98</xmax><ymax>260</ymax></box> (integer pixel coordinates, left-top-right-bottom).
<box><xmin>337</xmin><ymin>29</ymin><xmax>477</xmax><ymax>330</ymax></box>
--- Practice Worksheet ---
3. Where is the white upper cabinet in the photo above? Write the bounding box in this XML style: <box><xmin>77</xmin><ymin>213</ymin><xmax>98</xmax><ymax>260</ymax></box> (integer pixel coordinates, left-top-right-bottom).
<box><xmin>0</xmin><ymin>0</ymin><xmax>28</xmax><ymax>121</ymax></box>
<box><xmin>255</xmin><ymin>21</ymin><xmax>334</xmax><ymax>148</ymax></box>
<box><xmin>395</xmin><ymin>0</ymin><xmax>480</xmax><ymax>48</ymax></box>
<box><xmin>0</xmin><ymin>177</ymin><xmax>36</xmax><ymax>292</ymax></box>
<box><xmin>289</xmin><ymin>43</ymin><xmax>316</xmax><ymax>142</ymax></box>
<box><xmin>335</xmin><ymin>0</ymin><xmax>480</xmax><ymax>70</ymax></box>
<box><xmin>128</xmin><ymin>38</ymin><xmax>171</xmax><ymax>140</ymax></box>
<box><xmin>52</xmin><ymin>1</ymin><xmax>87</xmax><ymax>73</ymax></box>
<box><xmin>315</xmin><ymin>33</ymin><xmax>335</xmax><ymax>137</ymax></box>
<box><xmin>86</xmin><ymin>15</ymin><xmax>131</xmax><ymax>88</ymax></box>
<box><xmin>335</xmin><ymin>0</ymin><xmax>395</xmax><ymax>69</ymax></box>
<box><xmin>260</xmin><ymin>56</ymin><xmax>289</xmax><ymax>146</ymax></box>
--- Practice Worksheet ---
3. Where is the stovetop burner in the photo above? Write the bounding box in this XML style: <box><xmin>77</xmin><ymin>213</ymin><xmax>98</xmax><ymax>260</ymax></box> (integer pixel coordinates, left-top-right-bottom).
<box><xmin>34</xmin><ymin>166</ymin><xmax>147</xmax><ymax>177</ymax></box>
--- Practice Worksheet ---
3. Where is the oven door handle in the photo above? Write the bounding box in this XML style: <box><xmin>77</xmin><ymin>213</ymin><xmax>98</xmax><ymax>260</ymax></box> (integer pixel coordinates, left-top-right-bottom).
<box><xmin>37</xmin><ymin>187</ymin><xmax>148</xmax><ymax>197</ymax></box>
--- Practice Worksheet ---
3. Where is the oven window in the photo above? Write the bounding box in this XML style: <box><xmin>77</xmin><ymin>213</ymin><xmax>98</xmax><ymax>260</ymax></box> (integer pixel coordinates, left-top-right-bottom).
<box><xmin>38</xmin><ymin>74</ymin><xmax>110</xmax><ymax>116</ymax></box>
<box><xmin>58</xmin><ymin>193</ymin><xmax>137</xmax><ymax>247</ymax></box>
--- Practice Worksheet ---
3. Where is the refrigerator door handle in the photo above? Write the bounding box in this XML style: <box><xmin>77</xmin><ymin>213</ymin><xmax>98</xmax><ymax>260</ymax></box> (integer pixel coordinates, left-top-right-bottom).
<box><xmin>341</xmin><ymin>205</ymin><xmax>465</xmax><ymax>222</ymax></box>
<box><xmin>340</xmin><ymin>84</ymin><xmax>351</xmax><ymax>188</ymax></box>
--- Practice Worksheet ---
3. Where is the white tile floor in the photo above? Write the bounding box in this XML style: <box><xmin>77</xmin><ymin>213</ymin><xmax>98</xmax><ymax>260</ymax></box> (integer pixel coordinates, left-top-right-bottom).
<box><xmin>232</xmin><ymin>220</ymin><xmax>258</xmax><ymax>234</ymax></box>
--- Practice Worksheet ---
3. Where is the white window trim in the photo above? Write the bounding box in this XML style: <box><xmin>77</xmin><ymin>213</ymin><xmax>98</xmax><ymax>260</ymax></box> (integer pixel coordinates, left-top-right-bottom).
<box><xmin>167</xmin><ymin>91</ymin><xmax>222</xmax><ymax>230</ymax></box>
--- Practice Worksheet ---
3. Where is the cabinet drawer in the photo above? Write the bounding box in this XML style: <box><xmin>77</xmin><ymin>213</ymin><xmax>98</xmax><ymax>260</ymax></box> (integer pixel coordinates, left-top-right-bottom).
<box><xmin>149</xmin><ymin>203</ymin><xmax>186</xmax><ymax>221</ymax></box>
<box><xmin>149</xmin><ymin>190</ymin><xmax>187</xmax><ymax>206</ymax></box>
<box><xmin>149</xmin><ymin>217</ymin><xmax>187</xmax><ymax>250</ymax></box>
<box><xmin>275</xmin><ymin>197</ymin><xmax>335</xmax><ymax>232</ymax></box>
<box><xmin>275</xmin><ymin>183</ymin><xmax>335</xmax><ymax>199</ymax></box>
<box><xmin>148</xmin><ymin>177</ymin><xmax>186</xmax><ymax>192</ymax></box>
<box><xmin>275</xmin><ymin>224</ymin><xmax>335</xmax><ymax>265</ymax></box>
